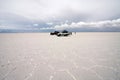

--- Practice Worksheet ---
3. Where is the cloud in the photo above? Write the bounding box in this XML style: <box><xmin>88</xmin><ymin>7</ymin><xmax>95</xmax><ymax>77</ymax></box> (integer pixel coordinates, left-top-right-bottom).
<box><xmin>53</xmin><ymin>19</ymin><xmax>120</xmax><ymax>31</ymax></box>
<box><xmin>46</xmin><ymin>22</ymin><xmax>53</xmax><ymax>25</ymax></box>
<box><xmin>1</xmin><ymin>18</ymin><xmax>120</xmax><ymax>32</ymax></box>
<box><xmin>0</xmin><ymin>0</ymin><xmax>120</xmax><ymax>21</ymax></box>
<box><xmin>0</xmin><ymin>0</ymin><xmax>120</xmax><ymax>32</ymax></box>
<box><xmin>33</xmin><ymin>24</ymin><xmax>39</xmax><ymax>26</ymax></box>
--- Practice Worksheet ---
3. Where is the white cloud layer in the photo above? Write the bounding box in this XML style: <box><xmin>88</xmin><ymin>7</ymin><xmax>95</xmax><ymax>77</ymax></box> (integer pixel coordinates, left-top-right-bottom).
<box><xmin>0</xmin><ymin>0</ymin><xmax>120</xmax><ymax>21</ymax></box>
<box><xmin>0</xmin><ymin>0</ymin><xmax>120</xmax><ymax>32</ymax></box>
<box><xmin>53</xmin><ymin>19</ymin><xmax>120</xmax><ymax>31</ymax></box>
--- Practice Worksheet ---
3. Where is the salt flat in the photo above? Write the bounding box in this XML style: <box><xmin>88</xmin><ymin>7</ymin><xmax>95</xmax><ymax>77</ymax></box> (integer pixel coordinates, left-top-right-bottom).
<box><xmin>0</xmin><ymin>32</ymin><xmax>120</xmax><ymax>80</ymax></box>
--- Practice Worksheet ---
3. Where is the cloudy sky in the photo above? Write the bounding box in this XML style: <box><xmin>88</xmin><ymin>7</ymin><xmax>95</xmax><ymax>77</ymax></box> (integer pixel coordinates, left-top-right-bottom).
<box><xmin>0</xmin><ymin>0</ymin><xmax>120</xmax><ymax>32</ymax></box>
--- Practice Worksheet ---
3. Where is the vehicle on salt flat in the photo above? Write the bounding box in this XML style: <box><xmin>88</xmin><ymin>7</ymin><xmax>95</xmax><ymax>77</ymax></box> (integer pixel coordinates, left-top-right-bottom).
<box><xmin>50</xmin><ymin>30</ymin><xmax>72</xmax><ymax>37</ymax></box>
<box><xmin>50</xmin><ymin>31</ymin><xmax>60</xmax><ymax>35</ymax></box>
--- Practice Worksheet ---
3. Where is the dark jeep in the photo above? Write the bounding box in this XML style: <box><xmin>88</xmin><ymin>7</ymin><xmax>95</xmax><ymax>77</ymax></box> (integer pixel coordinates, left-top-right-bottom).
<box><xmin>50</xmin><ymin>30</ymin><xmax>72</xmax><ymax>37</ymax></box>
<box><xmin>50</xmin><ymin>31</ymin><xmax>60</xmax><ymax>35</ymax></box>
<box><xmin>57</xmin><ymin>30</ymin><xmax>72</xmax><ymax>37</ymax></box>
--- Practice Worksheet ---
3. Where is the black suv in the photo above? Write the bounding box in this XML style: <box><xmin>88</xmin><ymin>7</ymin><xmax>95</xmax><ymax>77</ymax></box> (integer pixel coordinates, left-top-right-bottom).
<box><xmin>50</xmin><ymin>30</ymin><xmax>72</xmax><ymax>37</ymax></box>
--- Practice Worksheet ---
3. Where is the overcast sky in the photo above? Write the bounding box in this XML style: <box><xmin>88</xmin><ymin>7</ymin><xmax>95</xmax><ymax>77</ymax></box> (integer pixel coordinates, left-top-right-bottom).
<box><xmin>0</xmin><ymin>0</ymin><xmax>120</xmax><ymax>32</ymax></box>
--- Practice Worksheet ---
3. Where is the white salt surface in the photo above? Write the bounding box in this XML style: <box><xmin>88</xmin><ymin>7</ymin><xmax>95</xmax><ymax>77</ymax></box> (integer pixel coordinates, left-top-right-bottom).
<box><xmin>0</xmin><ymin>32</ymin><xmax>120</xmax><ymax>80</ymax></box>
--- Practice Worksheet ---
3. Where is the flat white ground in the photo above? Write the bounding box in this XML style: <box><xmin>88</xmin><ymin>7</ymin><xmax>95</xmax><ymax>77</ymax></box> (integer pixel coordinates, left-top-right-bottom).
<box><xmin>0</xmin><ymin>32</ymin><xmax>120</xmax><ymax>80</ymax></box>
